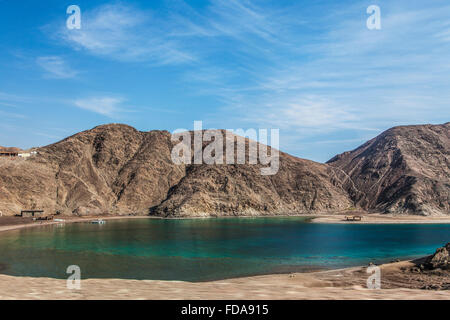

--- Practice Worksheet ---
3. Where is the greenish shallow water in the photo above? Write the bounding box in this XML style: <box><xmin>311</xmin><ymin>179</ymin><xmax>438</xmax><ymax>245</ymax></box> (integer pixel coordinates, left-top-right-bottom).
<box><xmin>0</xmin><ymin>217</ymin><xmax>449</xmax><ymax>281</ymax></box>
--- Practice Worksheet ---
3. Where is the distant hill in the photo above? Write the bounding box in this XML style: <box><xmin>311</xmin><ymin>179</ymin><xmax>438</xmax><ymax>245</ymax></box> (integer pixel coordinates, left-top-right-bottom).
<box><xmin>327</xmin><ymin>123</ymin><xmax>450</xmax><ymax>215</ymax></box>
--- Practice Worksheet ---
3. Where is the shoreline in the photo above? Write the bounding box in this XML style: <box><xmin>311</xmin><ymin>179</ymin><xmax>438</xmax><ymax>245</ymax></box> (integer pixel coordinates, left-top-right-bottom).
<box><xmin>310</xmin><ymin>214</ymin><xmax>450</xmax><ymax>224</ymax></box>
<box><xmin>0</xmin><ymin>215</ymin><xmax>156</xmax><ymax>234</ymax></box>
<box><xmin>1</xmin><ymin>212</ymin><xmax>450</xmax><ymax>235</ymax></box>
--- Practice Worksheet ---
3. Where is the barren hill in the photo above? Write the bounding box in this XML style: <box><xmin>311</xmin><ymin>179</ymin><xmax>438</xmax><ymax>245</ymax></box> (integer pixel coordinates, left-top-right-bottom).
<box><xmin>152</xmin><ymin>135</ymin><xmax>351</xmax><ymax>216</ymax></box>
<box><xmin>0</xmin><ymin>124</ymin><xmax>352</xmax><ymax>216</ymax></box>
<box><xmin>327</xmin><ymin>123</ymin><xmax>450</xmax><ymax>216</ymax></box>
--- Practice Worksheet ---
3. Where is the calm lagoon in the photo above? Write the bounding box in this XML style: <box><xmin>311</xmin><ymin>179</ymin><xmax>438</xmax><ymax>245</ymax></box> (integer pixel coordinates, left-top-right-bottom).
<box><xmin>0</xmin><ymin>217</ymin><xmax>449</xmax><ymax>281</ymax></box>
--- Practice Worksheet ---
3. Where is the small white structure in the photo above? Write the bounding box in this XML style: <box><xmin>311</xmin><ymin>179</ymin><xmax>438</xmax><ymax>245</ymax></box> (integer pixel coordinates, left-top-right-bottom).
<box><xmin>18</xmin><ymin>153</ymin><xmax>31</xmax><ymax>158</ymax></box>
<box><xmin>18</xmin><ymin>151</ymin><xmax>37</xmax><ymax>158</ymax></box>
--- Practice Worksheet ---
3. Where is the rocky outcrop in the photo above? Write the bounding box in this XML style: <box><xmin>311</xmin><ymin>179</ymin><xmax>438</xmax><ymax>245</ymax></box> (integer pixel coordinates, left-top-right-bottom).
<box><xmin>425</xmin><ymin>243</ymin><xmax>450</xmax><ymax>270</ymax></box>
<box><xmin>327</xmin><ymin>123</ymin><xmax>450</xmax><ymax>216</ymax></box>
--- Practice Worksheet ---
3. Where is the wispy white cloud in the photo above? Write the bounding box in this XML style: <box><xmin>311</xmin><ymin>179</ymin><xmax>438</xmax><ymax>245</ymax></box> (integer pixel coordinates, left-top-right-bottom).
<box><xmin>165</xmin><ymin>1</ymin><xmax>450</xmax><ymax>160</ymax></box>
<box><xmin>0</xmin><ymin>101</ymin><xmax>17</xmax><ymax>108</ymax></box>
<box><xmin>186</xmin><ymin>0</ymin><xmax>281</xmax><ymax>42</ymax></box>
<box><xmin>247</xmin><ymin>96</ymin><xmax>358</xmax><ymax>130</ymax></box>
<box><xmin>36</xmin><ymin>56</ymin><xmax>78</xmax><ymax>79</ymax></box>
<box><xmin>52</xmin><ymin>1</ymin><xmax>300</xmax><ymax>65</ymax></box>
<box><xmin>73</xmin><ymin>97</ymin><xmax>125</xmax><ymax>117</ymax></box>
<box><xmin>56</xmin><ymin>3</ymin><xmax>195</xmax><ymax>65</ymax></box>
<box><xmin>41</xmin><ymin>1</ymin><xmax>450</xmax><ymax>161</ymax></box>
<box><xmin>0</xmin><ymin>91</ymin><xmax>33</xmax><ymax>103</ymax></box>
<box><xmin>198</xmin><ymin>2</ymin><xmax>450</xmax><ymax>128</ymax></box>
<box><xmin>0</xmin><ymin>92</ymin><xmax>31</xmax><ymax>118</ymax></box>
<box><xmin>34</xmin><ymin>131</ymin><xmax>63</xmax><ymax>139</ymax></box>
<box><xmin>0</xmin><ymin>109</ymin><xmax>26</xmax><ymax>119</ymax></box>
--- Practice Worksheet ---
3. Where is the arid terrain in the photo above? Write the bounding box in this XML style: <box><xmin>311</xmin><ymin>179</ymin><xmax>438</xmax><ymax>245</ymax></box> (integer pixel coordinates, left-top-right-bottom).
<box><xmin>0</xmin><ymin>122</ymin><xmax>448</xmax><ymax>217</ymax></box>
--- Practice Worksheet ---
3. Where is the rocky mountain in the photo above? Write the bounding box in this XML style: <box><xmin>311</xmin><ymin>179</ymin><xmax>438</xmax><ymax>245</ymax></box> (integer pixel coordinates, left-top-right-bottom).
<box><xmin>0</xmin><ymin>125</ymin><xmax>187</xmax><ymax>216</ymax></box>
<box><xmin>0</xmin><ymin>124</ymin><xmax>352</xmax><ymax>217</ymax></box>
<box><xmin>1</xmin><ymin>122</ymin><xmax>448</xmax><ymax>217</ymax></box>
<box><xmin>152</xmin><ymin>134</ymin><xmax>352</xmax><ymax>217</ymax></box>
<box><xmin>327</xmin><ymin>123</ymin><xmax>450</xmax><ymax>216</ymax></box>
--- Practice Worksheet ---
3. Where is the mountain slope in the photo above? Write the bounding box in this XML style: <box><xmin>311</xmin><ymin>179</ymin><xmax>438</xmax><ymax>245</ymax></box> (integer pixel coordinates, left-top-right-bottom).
<box><xmin>0</xmin><ymin>124</ymin><xmax>185</xmax><ymax>216</ymax></box>
<box><xmin>327</xmin><ymin>123</ymin><xmax>450</xmax><ymax>215</ymax></box>
<box><xmin>152</xmin><ymin>133</ymin><xmax>351</xmax><ymax>216</ymax></box>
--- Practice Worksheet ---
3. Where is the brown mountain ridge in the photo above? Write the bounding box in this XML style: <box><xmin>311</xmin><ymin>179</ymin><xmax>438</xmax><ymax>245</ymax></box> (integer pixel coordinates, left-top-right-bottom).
<box><xmin>0</xmin><ymin>122</ymin><xmax>448</xmax><ymax>217</ymax></box>
<box><xmin>327</xmin><ymin>122</ymin><xmax>450</xmax><ymax>216</ymax></box>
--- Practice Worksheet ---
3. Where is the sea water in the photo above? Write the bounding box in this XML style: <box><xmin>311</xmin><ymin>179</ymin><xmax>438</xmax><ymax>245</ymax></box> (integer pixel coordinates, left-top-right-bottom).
<box><xmin>0</xmin><ymin>217</ymin><xmax>448</xmax><ymax>281</ymax></box>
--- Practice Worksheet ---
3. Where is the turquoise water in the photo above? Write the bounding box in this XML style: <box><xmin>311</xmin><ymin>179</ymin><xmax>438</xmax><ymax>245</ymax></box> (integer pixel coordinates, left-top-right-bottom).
<box><xmin>0</xmin><ymin>217</ymin><xmax>449</xmax><ymax>281</ymax></box>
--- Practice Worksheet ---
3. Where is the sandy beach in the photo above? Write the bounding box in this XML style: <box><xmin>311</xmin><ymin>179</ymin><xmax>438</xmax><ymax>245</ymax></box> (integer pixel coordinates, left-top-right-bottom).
<box><xmin>310</xmin><ymin>213</ymin><xmax>450</xmax><ymax>224</ymax></box>
<box><xmin>0</xmin><ymin>260</ymin><xmax>449</xmax><ymax>300</ymax></box>
<box><xmin>0</xmin><ymin>215</ymin><xmax>155</xmax><ymax>233</ymax></box>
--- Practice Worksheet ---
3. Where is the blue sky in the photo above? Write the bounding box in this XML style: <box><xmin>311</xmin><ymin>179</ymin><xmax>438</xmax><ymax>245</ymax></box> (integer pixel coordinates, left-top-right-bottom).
<box><xmin>0</xmin><ymin>0</ymin><xmax>449</xmax><ymax>162</ymax></box>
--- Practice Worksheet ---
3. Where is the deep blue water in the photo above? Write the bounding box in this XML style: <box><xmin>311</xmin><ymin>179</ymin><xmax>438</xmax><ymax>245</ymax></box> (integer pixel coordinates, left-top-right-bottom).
<box><xmin>0</xmin><ymin>217</ymin><xmax>448</xmax><ymax>281</ymax></box>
